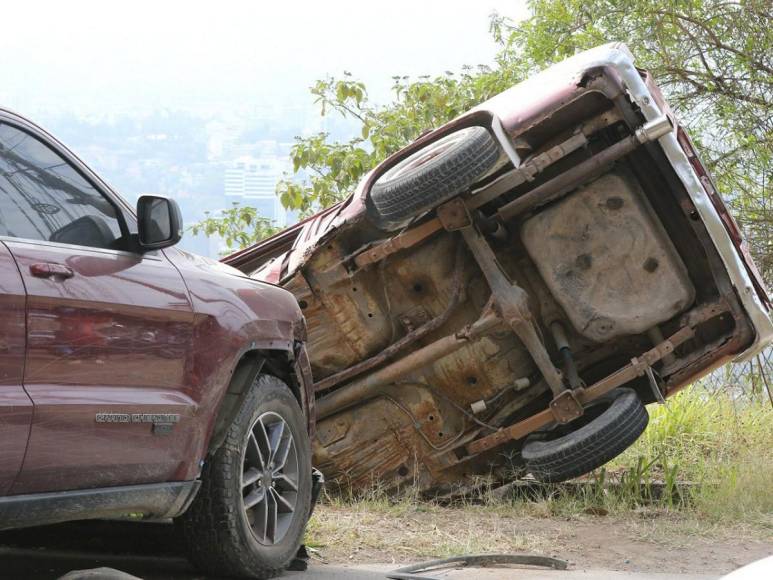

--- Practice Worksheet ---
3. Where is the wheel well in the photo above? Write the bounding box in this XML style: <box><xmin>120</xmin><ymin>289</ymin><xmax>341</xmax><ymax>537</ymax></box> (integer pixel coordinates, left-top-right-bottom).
<box><xmin>262</xmin><ymin>351</ymin><xmax>302</xmax><ymax>401</ymax></box>
<box><xmin>206</xmin><ymin>349</ymin><xmax>302</xmax><ymax>454</ymax></box>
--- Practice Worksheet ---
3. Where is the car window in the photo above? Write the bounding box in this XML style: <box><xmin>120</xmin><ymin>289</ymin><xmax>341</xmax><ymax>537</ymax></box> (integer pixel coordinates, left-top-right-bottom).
<box><xmin>0</xmin><ymin>123</ymin><xmax>124</xmax><ymax>250</ymax></box>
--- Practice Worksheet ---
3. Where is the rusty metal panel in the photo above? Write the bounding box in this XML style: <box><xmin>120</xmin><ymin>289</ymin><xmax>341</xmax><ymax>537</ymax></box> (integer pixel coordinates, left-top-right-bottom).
<box><xmin>284</xmin><ymin>271</ymin><xmax>373</xmax><ymax>379</ymax></box>
<box><xmin>313</xmin><ymin>385</ymin><xmax>461</xmax><ymax>489</ymax></box>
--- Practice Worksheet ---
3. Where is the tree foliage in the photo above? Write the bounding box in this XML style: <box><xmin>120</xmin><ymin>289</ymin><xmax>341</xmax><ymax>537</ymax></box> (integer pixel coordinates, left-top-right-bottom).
<box><xmin>493</xmin><ymin>0</ymin><xmax>773</xmax><ymax>279</ymax></box>
<box><xmin>275</xmin><ymin>67</ymin><xmax>516</xmax><ymax>216</ymax></box>
<box><xmin>188</xmin><ymin>203</ymin><xmax>280</xmax><ymax>255</ymax></box>
<box><xmin>201</xmin><ymin>1</ymin><xmax>772</xmax><ymax>275</ymax></box>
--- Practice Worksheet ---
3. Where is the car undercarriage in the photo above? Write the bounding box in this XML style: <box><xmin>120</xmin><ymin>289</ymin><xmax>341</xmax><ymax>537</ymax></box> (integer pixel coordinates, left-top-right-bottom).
<box><xmin>227</xmin><ymin>45</ymin><xmax>770</xmax><ymax>493</ymax></box>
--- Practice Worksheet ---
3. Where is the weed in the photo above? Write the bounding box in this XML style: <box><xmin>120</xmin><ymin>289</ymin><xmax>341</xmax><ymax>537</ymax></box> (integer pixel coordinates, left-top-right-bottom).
<box><xmin>313</xmin><ymin>388</ymin><xmax>771</xmax><ymax>532</ymax></box>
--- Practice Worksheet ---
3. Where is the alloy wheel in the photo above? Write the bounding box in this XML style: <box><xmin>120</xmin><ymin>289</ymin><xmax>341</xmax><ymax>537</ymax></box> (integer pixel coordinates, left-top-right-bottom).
<box><xmin>241</xmin><ymin>411</ymin><xmax>299</xmax><ymax>545</ymax></box>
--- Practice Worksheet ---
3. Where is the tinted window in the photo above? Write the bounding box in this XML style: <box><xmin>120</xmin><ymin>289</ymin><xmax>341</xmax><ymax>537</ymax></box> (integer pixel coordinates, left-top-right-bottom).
<box><xmin>0</xmin><ymin>123</ymin><xmax>124</xmax><ymax>249</ymax></box>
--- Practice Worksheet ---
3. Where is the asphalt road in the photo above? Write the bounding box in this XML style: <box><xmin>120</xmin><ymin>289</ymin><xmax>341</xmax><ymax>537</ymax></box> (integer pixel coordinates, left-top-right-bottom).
<box><xmin>0</xmin><ymin>520</ymin><xmax>720</xmax><ymax>580</ymax></box>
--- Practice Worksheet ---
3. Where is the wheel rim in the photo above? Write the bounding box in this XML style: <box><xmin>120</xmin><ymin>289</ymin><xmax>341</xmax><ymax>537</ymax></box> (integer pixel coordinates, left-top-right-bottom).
<box><xmin>241</xmin><ymin>411</ymin><xmax>299</xmax><ymax>545</ymax></box>
<box><xmin>378</xmin><ymin>127</ymin><xmax>480</xmax><ymax>182</ymax></box>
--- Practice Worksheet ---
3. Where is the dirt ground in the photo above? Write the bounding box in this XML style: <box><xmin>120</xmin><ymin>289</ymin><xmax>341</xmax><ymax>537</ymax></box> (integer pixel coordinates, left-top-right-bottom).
<box><xmin>0</xmin><ymin>506</ymin><xmax>768</xmax><ymax>578</ymax></box>
<box><xmin>306</xmin><ymin>504</ymin><xmax>772</xmax><ymax>575</ymax></box>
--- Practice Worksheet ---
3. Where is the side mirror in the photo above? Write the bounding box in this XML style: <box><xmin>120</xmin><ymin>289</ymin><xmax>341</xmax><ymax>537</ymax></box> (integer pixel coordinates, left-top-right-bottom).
<box><xmin>136</xmin><ymin>195</ymin><xmax>183</xmax><ymax>252</ymax></box>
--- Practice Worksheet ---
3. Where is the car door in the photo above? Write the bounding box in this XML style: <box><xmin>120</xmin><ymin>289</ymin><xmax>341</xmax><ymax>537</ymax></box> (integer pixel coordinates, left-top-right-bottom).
<box><xmin>0</xmin><ymin>241</ymin><xmax>32</xmax><ymax>496</ymax></box>
<box><xmin>0</xmin><ymin>119</ymin><xmax>199</xmax><ymax>494</ymax></box>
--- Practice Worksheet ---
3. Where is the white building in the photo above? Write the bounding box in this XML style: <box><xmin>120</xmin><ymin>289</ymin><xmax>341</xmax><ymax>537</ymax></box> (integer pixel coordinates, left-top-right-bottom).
<box><xmin>224</xmin><ymin>151</ymin><xmax>291</xmax><ymax>227</ymax></box>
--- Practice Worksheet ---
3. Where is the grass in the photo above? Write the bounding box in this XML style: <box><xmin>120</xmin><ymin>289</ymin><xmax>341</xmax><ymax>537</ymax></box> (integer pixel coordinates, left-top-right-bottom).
<box><xmin>609</xmin><ymin>386</ymin><xmax>772</xmax><ymax>523</ymax></box>
<box><xmin>305</xmin><ymin>500</ymin><xmax>548</xmax><ymax>563</ymax></box>
<box><xmin>494</xmin><ymin>387</ymin><xmax>773</xmax><ymax>524</ymax></box>
<box><xmin>305</xmin><ymin>387</ymin><xmax>772</xmax><ymax>564</ymax></box>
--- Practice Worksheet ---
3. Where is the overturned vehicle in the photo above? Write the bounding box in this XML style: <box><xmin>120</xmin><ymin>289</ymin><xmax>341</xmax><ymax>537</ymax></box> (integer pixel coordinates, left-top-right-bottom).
<box><xmin>225</xmin><ymin>44</ymin><xmax>772</xmax><ymax>491</ymax></box>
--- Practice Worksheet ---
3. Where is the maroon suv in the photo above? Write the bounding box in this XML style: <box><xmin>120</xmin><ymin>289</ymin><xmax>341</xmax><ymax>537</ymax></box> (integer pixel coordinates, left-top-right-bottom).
<box><xmin>0</xmin><ymin>108</ymin><xmax>318</xmax><ymax>578</ymax></box>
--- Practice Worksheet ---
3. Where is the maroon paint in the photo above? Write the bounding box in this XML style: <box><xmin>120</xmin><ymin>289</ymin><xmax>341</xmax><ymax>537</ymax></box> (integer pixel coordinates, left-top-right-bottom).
<box><xmin>0</xmin><ymin>106</ymin><xmax>312</xmax><ymax>504</ymax></box>
<box><xmin>162</xmin><ymin>247</ymin><xmax>309</xmax><ymax>443</ymax></box>
<box><xmin>7</xmin><ymin>239</ymin><xmax>198</xmax><ymax>493</ymax></box>
<box><xmin>4</xmin><ymin>240</ymin><xmax>308</xmax><ymax>495</ymax></box>
<box><xmin>0</xmin><ymin>242</ymin><xmax>32</xmax><ymax>495</ymax></box>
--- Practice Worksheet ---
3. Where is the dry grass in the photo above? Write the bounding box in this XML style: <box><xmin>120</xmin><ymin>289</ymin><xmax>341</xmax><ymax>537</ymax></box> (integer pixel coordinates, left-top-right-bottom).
<box><xmin>305</xmin><ymin>501</ymin><xmax>772</xmax><ymax>571</ymax></box>
<box><xmin>305</xmin><ymin>500</ymin><xmax>546</xmax><ymax>563</ymax></box>
<box><xmin>305</xmin><ymin>389</ymin><xmax>773</xmax><ymax>568</ymax></box>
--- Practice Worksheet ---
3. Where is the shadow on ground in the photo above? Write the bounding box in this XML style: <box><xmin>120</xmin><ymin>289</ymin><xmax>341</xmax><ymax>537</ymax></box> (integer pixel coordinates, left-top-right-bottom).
<box><xmin>0</xmin><ymin>520</ymin><xmax>201</xmax><ymax>579</ymax></box>
<box><xmin>0</xmin><ymin>520</ymin><xmax>725</xmax><ymax>580</ymax></box>
<box><xmin>0</xmin><ymin>520</ymin><xmax>396</xmax><ymax>579</ymax></box>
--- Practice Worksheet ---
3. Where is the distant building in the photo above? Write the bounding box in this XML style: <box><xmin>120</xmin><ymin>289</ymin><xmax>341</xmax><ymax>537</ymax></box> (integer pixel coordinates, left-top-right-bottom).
<box><xmin>224</xmin><ymin>151</ymin><xmax>292</xmax><ymax>227</ymax></box>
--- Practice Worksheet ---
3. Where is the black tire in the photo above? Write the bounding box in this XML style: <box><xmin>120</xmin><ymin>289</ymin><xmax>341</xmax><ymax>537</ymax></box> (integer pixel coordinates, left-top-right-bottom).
<box><xmin>177</xmin><ymin>375</ymin><xmax>312</xmax><ymax>579</ymax></box>
<box><xmin>370</xmin><ymin>126</ymin><xmax>500</xmax><ymax>228</ymax></box>
<box><xmin>522</xmin><ymin>388</ymin><xmax>648</xmax><ymax>483</ymax></box>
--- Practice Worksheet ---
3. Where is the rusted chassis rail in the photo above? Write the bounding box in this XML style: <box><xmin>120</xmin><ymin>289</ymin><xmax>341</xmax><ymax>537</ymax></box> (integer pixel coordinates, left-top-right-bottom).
<box><xmin>313</xmin><ymin>113</ymin><xmax>731</xmax><ymax>459</ymax></box>
<box><xmin>317</xmin><ymin>220</ymin><xmax>725</xmax><ymax>458</ymax></box>
<box><xmin>467</xmin><ymin>301</ymin><xmax>722</xmax><ymax>455</ymax></box>
<box><xmin>315</xmin><ymin>113</ymin><xmax>671</xmax><ymax>396</ymax></box>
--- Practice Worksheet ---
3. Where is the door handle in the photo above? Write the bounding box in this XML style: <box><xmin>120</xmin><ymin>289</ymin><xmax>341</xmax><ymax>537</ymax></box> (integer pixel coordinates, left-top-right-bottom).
<box><xmin>30</xmin><ymin>263</ymin><xmax>75</xmax><ymax>279</ymax></box>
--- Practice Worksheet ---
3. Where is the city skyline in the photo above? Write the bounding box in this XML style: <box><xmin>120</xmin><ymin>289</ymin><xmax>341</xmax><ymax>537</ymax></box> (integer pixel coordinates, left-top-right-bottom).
<box><xmin>0</xmin><ymin>0</ymin><xmax>528</xmax><ymax>256</ymax></box>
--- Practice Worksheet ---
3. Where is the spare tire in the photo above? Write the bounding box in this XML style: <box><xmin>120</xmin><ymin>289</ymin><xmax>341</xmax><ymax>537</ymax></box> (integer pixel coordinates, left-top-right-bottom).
<box><xmin>369</xmin><ymin>126</ymin><xmax>500</xmax><ymax>229</ymax></box>
<box><xmin>522</xmin><ymin>388</ymin><xmax>648</xmax><ymax>483</ymax></box>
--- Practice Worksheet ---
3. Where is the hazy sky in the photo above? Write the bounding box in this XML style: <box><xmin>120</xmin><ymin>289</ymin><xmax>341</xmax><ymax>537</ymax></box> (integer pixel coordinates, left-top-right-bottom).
<box><xmin>0</xmin><ymin>0</ymin><xmax>529</xmax><ymax>116</ymax></box>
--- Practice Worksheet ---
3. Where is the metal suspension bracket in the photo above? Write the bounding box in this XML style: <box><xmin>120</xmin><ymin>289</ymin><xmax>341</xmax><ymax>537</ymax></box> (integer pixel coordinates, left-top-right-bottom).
<box><xmin>549</xmin><ymin>389</ymin><xmax>584</xmax><ymax>423</ymax></box>
<box><xmin>466</xmin><ymin>319</ymin><xmax>707</xmax><ymax>456</ymax></box>
<box><xmin>645</xmin><ymin>366</ymin><xmax>667</xmax><ymax>405</ymax></box>
<box><xmin>439</xmin><ymin>198</ymin><xmax>566</xmax><ymax>398</ymax></box>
